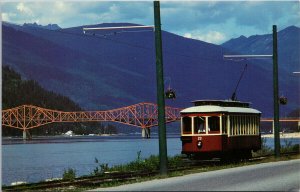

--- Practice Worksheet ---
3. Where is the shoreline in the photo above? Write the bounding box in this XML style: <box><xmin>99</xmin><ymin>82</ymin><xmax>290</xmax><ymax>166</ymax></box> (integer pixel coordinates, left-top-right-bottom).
<box><xmin>3</xmin><ymin>132</ymin><xmax>299</xmax><ymax>139</ymax></box>
<box><xmin>262</xmin><ymin>132</ymin><xmax>300</xmax><ymax>138</ymax></box>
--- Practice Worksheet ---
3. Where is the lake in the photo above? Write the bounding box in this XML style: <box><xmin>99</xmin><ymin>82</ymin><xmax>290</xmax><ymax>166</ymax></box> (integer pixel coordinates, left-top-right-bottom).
<box><xmin>2</xmin><ymin>134</ymin><xmax>181</xmax><ymax>186</ymax></box>
<box><xmin>2</xmin><ymin>134</ymin><xmax>299</xmax><ymax>186</ymax></box>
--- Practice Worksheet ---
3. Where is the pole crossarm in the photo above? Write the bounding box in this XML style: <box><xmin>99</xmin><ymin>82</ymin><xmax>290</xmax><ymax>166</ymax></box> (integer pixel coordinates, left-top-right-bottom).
<box><xmin>83</xmin><ymin>25</ymin><xmax>154</xmax><ymax>32</ymax></box>
<box><xmin>1</xmin><ymin>103</ymin><xmax>182</xmax><ymax>130</ymax></box>
<box><xmin>223</xmin><ymin>55</ymin><xmax>273</xmax><ymax>59</ymax></box>
<box><xmin>261</xmin><ymin>118</ymin><xmax>300</xmax><ymax>122</ymax></box>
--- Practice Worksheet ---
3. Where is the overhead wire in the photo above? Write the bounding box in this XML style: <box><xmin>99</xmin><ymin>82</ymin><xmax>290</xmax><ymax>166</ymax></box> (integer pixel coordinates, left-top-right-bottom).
<box><xmin>55</xmin><ymin>28</ymin><xmax>155</xmax><ymax>51</ymax></box>
<box><xmin>85</xmin><ymin>31</ymin><xmax>155</xmax><ymax>51</ymax></box>
<box><xmin>9</xmin><ymin>24</ymin><xmax>272</xmax><ymax>64</ymax></box>
<box><xmin>52</xmin><ymin>28</ymin><xmax>226</xmax><ymax>63</ymax></box>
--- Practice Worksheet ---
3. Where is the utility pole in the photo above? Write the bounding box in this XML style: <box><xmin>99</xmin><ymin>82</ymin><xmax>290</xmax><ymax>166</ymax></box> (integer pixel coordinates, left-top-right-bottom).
<box><xmin>154</xmin><ymin>1</ymin><xmax>168</xmax><ymax>175</ymax></box>
<box><xmin>224</xmin><ymin>25</ymin><xmax>281</xmax><ymax>158</ymax></box>
<box><xmin>82</xmin><ymin>6</ymin><xmax>168</xmax><ymax>171</ymax></box>
<box><xmin>273</xmin><ymin>25</ymin><xmax>280</xmax><ymax>157</ymax></box>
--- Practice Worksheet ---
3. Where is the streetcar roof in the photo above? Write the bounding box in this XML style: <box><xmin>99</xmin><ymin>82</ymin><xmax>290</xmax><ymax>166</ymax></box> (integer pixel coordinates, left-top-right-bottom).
<box><xmin>192</xmin><ymin>100</ymin><xmax>250</xmax><ymax>107</ymax></box>
<box><xmin>180</xmin><ymin>105</ymin><xmax>261</xmax><ymax>114</ymax></box>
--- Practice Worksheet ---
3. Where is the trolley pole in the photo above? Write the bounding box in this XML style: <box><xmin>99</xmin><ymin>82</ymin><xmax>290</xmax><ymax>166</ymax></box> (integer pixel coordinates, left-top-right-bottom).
<box><xmin>154</xmin><ymin>1</ymin><xmax>168</xmax><ymax>175</ymax></box>
<box><xmin>223</xmin><ymin>26</ymin><xmax>280</xmax><ymax>157</ymax></box>
<box><xmin>273</xmin><ymin>25</ymin><xmax>280</xmax><ymax>157</ymax></box>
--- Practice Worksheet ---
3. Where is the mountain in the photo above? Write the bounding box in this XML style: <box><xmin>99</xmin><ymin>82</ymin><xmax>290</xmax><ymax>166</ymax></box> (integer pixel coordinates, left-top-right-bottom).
<box><xmin>23</xmin><ymin>22</ymin><xmax>61</xmax><ymax>30</ymax></box>
<box><xmin>222</xmin><ymin>26</ymin><xmax>300</xmax><ymax>118</ymax></box>
<box><xmin>2</xmin><ymin>66</ymin><xmax>113</xmax><ymax>136</ymax></box>
<box><xmin>222</xmin><ymin>26</ymin><xmax>300</xmax><ymax>73</ymax></box>
<box><xmin>2</xmin><ymin>22</ymin><xmax>299</xmax><ymax>118</ymax></box>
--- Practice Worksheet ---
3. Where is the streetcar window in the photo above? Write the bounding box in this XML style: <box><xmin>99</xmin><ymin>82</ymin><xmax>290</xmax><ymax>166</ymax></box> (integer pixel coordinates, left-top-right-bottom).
<box><xmin>222</xmin><ymin>116</ymin><xmax>227</xmax><ymax>134</ymax></box>
<box><xmin>227</xmin><ymin>115</ymin><xmax>260</xmax><ymax>136</ymax></box>
<box><xmin>208</xmin><ymin>116</ymin><xmax>220</xmax><ymax>132</ymax></box>
<box><xmin>246</xmin><ymin>116</ymin><xmax>250</xmax><ymax>135</ymax></box>
<box><xmin>230</xmin><ymin>116</ymin><xmax>236</xmax><ymax>135</ymax></box>
<box><xmin>241</xmin><ymin>116</ymin><xmax>245</xmax><ymax>135</ymax></box>
<box><xmin>182</xmin><ymin>116</ymin><xmax>192</xmax><ymax>134</ymax></box>
<box><xmin>248</xmin><ymin>116</ymin><xmax>252</xmax><ymax>135</ymax></box>
<box><xmin>236</xmin><ymin>116</ymin><xmax>243</xmax><ymax>135</ymax></box>
<box><xmin>253</xmin><ymin>116</ymin><xmax>255</xmax><ymax>134</ymax></box>
<box><xmin>255</xmin><ymin>116</ymin><xmax>260</xmax><ymax>135</ymax></box>
<box><xmin>194</xmin><ymin>116</ymin><xmax>205</xmax><ymax>134</ymax></box>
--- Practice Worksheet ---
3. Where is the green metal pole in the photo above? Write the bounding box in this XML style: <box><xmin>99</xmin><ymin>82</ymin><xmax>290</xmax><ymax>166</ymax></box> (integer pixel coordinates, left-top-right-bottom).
<box><xmin>273</xmin><ymin>25</ymin><xmax>280</xmax><ymax>157</ymax></box>
<box><xmin>153</xmin><ymin>1</ymin><xmax>168</xmax><ymax>174</ymax></box>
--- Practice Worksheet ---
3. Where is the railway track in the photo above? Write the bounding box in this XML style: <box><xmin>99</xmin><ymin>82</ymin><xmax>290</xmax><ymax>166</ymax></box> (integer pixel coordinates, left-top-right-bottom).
<box><xmin>2</xmin><ymin>170</ymin><xmax>162</xmax><ymax>191</ymax></box>
<box><xmin>2</xmin><ymin>151</ymin><xmax>299</xmax><ymax>191</ymax></box>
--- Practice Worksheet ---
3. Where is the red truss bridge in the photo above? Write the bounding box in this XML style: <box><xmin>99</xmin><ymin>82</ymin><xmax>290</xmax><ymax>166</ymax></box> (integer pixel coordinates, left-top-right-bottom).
<box><xmin>2</xmin><ymin>102</ymin><xmax>182</xmax><ymax>139</ymax></box>
<box><xmin>2</xmin><ymin>102</ymin><xmax>299</xmax><ymax>139</ymax></box>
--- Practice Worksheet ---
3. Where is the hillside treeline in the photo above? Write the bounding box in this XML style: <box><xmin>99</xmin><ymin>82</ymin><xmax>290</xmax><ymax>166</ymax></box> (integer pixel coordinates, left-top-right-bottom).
<box><xmin>2</xmin><ymin>66</ymin><xmax>117</xmax><ymax>136</ymax></box>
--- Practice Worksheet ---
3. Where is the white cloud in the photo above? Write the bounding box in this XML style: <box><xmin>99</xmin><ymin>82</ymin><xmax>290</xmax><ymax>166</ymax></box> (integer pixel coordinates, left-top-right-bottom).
<box><xmin>16</xmin><ymin>2</ymin><xmax>33</xmax><ymax>16</ymax></box>
<box><xmin>1</xmin><ymin>1</ymin><xmax>299</xmax><ymax>42</ymax></box>
<box><xmin>183</xmin><ymin>33</ymin><xmax>192</xmax><ymax>39</ymax></box>
<box><xmin>184</xmin><ymin>31</ymin><xmax>226</xmax><ymax>44</ymax></box>
<box><xmin>54</xmin><ymin>2</ymin><xmax>68</xmax><ymax>12</ymax></box>
<box><xmin>2</xmin><ymin>13</ymin><xmax>16</xmax><ymax>22</ymax></box>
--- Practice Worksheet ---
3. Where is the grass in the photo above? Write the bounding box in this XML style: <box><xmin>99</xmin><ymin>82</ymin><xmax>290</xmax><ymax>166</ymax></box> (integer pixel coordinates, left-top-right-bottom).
<box><xmin>63</xmin><ymin>168</ymin><xmax>76</xmax><ymax>181</ymax></box>
<box><xmin>64</xmin><ymin>140</ymin><xmax>300</xmax><ymax>192</ymax></box>
<box><xmin>92</xmin><ymin>151</ymin><xmax>185</xmax><ymax>174</ymax></box>
<box><xmin>55</xmin><ymin>153</ymin><xmax>300</xmax><ymax>192</ymax></box>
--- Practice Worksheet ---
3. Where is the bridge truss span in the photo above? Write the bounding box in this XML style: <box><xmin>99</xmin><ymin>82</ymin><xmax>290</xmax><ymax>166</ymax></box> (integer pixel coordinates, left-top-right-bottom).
<box><xmin>1</xmin><ymin>102</ymin><xmax>182</xmax><ymax>130</ymax></box>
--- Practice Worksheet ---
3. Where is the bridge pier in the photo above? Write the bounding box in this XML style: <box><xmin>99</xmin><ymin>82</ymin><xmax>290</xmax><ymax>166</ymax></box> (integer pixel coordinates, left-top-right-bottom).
<box><xmin>142</xmin><ymin>128</ymin><xmax>151</xmax><ymax>138</ymax></box>
<box><xmin>23</xmin><ymin>130</ymin><xmax>27</xmax><ymax>140</ymax></box>
<box><xmin>22</xmin><ymin>130</ymin><xmax>32</xmax><ymax>140</ymax></box>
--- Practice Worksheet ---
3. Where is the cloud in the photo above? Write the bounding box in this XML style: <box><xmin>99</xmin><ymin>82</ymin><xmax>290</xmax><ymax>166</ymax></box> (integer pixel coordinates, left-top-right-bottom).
<box><xmin>162</xmin><ymin>1</ymin><xmax>299</xmax><ymax>43</ymax></box>
<box><xmin>184</xmin><ymin>30</ymin><xmax>226</xmax><ymax>44</ymax></box>
<box><xmin>16</xmin><ymin>2</ymin><xmax>33</xmax><ymax>16</ymax></box>
<box><xmin>1</xmin><ymin>1</ymin><xmax>154</xmax><ymax>27</ymax></box>
<box><xmin>1</xmin><ymin>1</ymin><xmax>299</xmax><ymax>43</ymax></box>
<box><xmin>2</xmin><ymin>12</ymin><xmax>16</xmax><ymax>21</ymax></box>
<box><xmin>161</xmin><ymin>1</ymin><xmax>299</xmax><ymax>31</ymax></box>
<box><xmin>54</xmin><ymin>2</ymin><xmax>68</xmax><ymax>12</ymax></box>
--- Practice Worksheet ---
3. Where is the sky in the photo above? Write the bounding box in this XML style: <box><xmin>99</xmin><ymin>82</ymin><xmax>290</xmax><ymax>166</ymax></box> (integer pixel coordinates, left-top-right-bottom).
<box><xmin>1</xmin><ymin>1</ymin><xmax>300</xmax><ymax>44</ymax></box>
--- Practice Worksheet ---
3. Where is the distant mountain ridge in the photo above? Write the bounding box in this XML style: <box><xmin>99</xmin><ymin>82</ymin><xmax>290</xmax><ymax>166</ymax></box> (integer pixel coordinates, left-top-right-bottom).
<box><xmin>222</xmin><ymin>25</ymin><xmax>300</xmax><ymax>73</ymax></box>
<box><xmin>23</xmin><ymin>22</ymin><xmax>61</xmax><ymax>30</ymax></box>
<box><xmin>2</xmin><ymin>22</ymin><xmax>299</xmax><ymax>117</ymax></box>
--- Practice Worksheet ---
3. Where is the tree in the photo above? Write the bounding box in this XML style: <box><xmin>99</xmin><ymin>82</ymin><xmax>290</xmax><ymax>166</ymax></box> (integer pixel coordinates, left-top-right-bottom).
<box><xmin>2</xmin><ymin>66</ymin><xmax>118</xmax><ymax>136</ymax></box>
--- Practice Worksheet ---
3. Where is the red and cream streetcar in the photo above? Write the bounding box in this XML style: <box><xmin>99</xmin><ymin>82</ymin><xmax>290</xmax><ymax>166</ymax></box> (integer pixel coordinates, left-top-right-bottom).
<box><xmin>180</xmin><ymin>100</ymin><xmax>261</xmax><ymax>160</ymax></box>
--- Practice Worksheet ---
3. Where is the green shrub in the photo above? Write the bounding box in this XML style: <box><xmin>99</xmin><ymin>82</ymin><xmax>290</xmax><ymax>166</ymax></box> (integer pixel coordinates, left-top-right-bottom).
<box><xmin>281</xmin><ymin>138</ymin><xmax>300</xmax><ymax>153</ymax></box>
<box><xmin>62</xmin><ymin>168</ymin><xmax>76</xmax><ymax>180</ymax></box>
<box><xmin>92</xmin><ymin>152</ymin><xmax>186</xmax><ymax>175</ymax></box>
<box><xmin>253</xmin><ymin>137</ymin><xmax>273</xmax><ymax>157</ymax></box>
<box><xmin>93</xmin><ymin>158</ymin><xmax>109</xmax><ymax>176</ymax></box>
<box><xmin>292</xmin><ymin>144</ymin><xmax>300</xmax><ymax>152</ymax></box>
<box><xmin>168</xmin><ymin>155</ymin><xmax>185</xmax><ymax>169</ymax></box>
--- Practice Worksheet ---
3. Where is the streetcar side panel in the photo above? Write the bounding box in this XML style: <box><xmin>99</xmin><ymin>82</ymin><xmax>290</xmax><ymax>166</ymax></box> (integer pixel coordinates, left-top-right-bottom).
<box><xmin>227</xmin><ymin>135</ymin><xmax>261</xmax><ymax>151</ymax></box>
<box><xmin>181</xmin><ymin>135</ymin><xmax>225</xmax><ymax>154</ymax></box>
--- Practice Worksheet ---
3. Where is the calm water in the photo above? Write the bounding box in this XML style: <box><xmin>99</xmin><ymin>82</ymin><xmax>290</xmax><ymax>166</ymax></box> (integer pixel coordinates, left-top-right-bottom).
<box><xmin>2</xmin><ymin>134</ymin><xmax>299</xmax><ymax>186</ymax></box>
<box><xmin>2</xmin><ymin>134</ymin><xmax>181</xmax><ymax>186</ymax></box>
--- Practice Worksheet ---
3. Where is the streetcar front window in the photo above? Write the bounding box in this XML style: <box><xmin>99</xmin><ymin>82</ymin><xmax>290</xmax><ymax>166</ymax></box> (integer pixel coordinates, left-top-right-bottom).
<box><xmin>208</xmin><ymin>116</ymin><xmax>220</xmax><ymax>133</ymax></box>
<box><xmin>222</xmin><ymin>116</ymin><xmax>227</xmax><ymax>134</ymax></box>
<box><xmin>182</xmin><ymin>116</ymin><xmax>192</xmax><ymax>134</ymax></box>
<box><xmin>194</xmin><ymin>116</ymin><xmax>206</xmax><ymax>134</ymax></box>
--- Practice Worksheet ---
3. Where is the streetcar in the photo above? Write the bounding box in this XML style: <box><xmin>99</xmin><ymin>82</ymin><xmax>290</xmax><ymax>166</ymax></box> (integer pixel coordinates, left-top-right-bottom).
<box><xmin>180</xmin><ymin>100</ymin><xmax>261</xmax><ymax>160</ymax></box>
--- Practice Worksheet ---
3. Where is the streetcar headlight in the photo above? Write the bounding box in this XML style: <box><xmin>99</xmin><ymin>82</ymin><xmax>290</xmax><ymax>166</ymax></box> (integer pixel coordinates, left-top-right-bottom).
<box><xmin>197</xmin><ymin>141</ymin><xmax>202</xmax><ymax>149</ymax></box>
